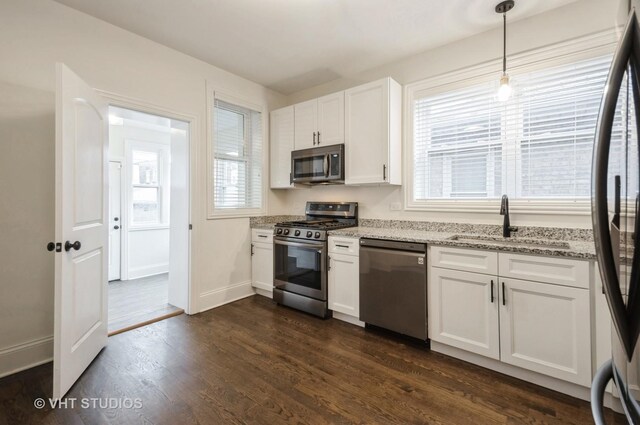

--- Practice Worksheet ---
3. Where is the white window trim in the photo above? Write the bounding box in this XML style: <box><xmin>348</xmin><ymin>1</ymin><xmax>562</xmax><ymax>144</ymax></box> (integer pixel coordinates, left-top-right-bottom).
<box><xmin>206</xmin><ymin>84</ymin><xmax>268</xmax><ymax>219</ymax></box>
<box><xmin>403</xmin><ymin>29</ymin><xmax>620</xmax><ymax>215</ymax></box>
<box><xmin>125</xmin><ymin>139</ymin><xmax>171</xmax><ymax>229</ymax></box>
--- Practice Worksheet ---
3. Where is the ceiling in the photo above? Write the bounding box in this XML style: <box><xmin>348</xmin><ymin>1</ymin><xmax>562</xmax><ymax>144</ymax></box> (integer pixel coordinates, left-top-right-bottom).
<box><xmin>53</xmin><ymin>0</ymin><xmax>578</xmax><ymax>95</ymax></box>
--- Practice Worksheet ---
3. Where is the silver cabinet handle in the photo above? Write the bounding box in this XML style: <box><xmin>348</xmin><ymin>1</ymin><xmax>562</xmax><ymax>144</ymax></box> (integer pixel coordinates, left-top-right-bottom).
<box><xmin>313</xmin><ymin>132</ymin><xmax>317</xmax><ymax>145</ymax></box>
<box><xmin>317</xmin><ymin>131</ymin><xmax>321</xmax><ymax>144</ymax></box>
<box><xmin>324</xmin><ymin>154</ymin><xmax>329</xmax><ymax>177</ymax></box>
<box><xmin>383</xmin><ymin>164</ymin><xmax>387</xmax><ymax>181</ymax></box>
<box><xmin>251</xmin><ymin>244</ymin><xmax>254</xmax><ymax>256</ymax></box>
<box><xmin>490</xmin><ymin>280</ymin><xmax>494</xmax><ymax>303</ymax></box>
<box><xmin>335</xmin><ymin>244</ymin><xmax>350</xmax><ymax>249</ymax></box>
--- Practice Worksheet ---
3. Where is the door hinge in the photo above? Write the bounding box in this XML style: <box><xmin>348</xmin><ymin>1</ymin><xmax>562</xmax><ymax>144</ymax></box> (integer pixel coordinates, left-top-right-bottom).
<box><xmin>189</xmin><ymin>224</ymin><xmax>193</xmax><ymax>230</ymax></box>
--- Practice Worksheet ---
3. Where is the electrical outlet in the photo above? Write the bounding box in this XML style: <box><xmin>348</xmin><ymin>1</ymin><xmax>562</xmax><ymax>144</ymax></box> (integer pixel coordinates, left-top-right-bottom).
<box><xmin>389</xmin><ymin>202</ymin><xmax>401</xmax><ymax>211</ymax></box>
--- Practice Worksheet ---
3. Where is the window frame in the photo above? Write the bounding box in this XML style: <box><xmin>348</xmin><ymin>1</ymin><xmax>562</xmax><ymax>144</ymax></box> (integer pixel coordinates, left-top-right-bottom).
<box><xmin>207</xmin><ymin>87</ymin><xmax>267</xmax><ymax>219</ymax></box>
<box><xmin>404</xmin><ymin>30</ymin><xmax>618</xmax><ymax>215</ymax></box>
<box><xmin>126</xmin><ymin>140</ymin><xmax>170</xmax><ymax>229</ymax></box>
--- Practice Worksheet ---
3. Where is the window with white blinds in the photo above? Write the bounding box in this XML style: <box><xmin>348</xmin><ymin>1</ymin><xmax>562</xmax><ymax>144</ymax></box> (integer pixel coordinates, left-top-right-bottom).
<box><xmin>212</xmin><ymin>98</ymin><xmax>263</xmax><ymax>213</ymax></box>
<box><xmin>411</xmin><ymin>54</ymin><xmax>629</xmax><ymax>205</ymax></box>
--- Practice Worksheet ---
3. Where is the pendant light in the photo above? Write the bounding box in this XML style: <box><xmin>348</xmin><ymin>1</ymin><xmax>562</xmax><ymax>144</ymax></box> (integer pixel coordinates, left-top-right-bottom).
<box><xmin>496</xmin><ymin>0</ymin><xmax>515</xmax><ymax>102</ymax></box>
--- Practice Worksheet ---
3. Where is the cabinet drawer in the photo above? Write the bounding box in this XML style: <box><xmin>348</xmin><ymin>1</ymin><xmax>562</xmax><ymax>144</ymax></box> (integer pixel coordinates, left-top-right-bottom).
<box><xmin>498</xmin><ymin>253</ymin><xmax>589</xmax><ymax>289</ymax></box>
<box><xmin>329</xmin><ymin>237</ymin><xmax>359</xmax><ymax>255</ymax></box>
<box><xmin>430</xmin><ymin>246</ymin><xmax>498</xmax><ymax>275</ymax></box>
<box><xmin>252</xmin><ymin>229</ymin><xmax>273</xmax><ymax>244</ymax></box>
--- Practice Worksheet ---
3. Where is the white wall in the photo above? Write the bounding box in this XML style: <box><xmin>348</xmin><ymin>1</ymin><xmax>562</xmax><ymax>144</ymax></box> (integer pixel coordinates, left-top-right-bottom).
<box><xmin>269</xmin><ymin>0</ymin><xmax>629</xmax><ymax>229</ymax></box>
<box><xmin>0</xmin><ymin>0</ymin><xmax>286</xmax><ymax>377</ymax></box>
<box><xmin>0</xmin><ymin>82</ymin><xmax>55</xmax><ymax>377</ymax></box>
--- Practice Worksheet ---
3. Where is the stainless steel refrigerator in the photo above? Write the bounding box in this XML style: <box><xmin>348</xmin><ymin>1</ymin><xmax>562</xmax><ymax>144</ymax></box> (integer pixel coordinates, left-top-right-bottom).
<box><xmin>592</xmin><ymin>2</ymin><xmax>640</xmax><ymax>423</ymax></box>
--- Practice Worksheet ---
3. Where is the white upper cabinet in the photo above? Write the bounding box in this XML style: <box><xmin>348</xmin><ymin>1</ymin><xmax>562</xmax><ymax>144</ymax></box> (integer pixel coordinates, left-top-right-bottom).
<box><xmin>294</xmin><ymin>93</ymin><xmax>344</xmax><ymax>150</ymax></box>
<box><xmin>270</xmin><ymin>106</ymin><xmax>295</xmax><ymax>189</ymax></box>
<box><xmin>294</xmin><ymin>99</ymin><xmax>318</xmax><ymax>150</ymax></box>
<box><xmin>317</xmin><ymin>92</ymin><xmax>345</xmax><ymax>146</ymax></box>
<box><xmin>345</xmin><ymin>77</ymin><xmax>401</xmax><ymax>185</ymax></box>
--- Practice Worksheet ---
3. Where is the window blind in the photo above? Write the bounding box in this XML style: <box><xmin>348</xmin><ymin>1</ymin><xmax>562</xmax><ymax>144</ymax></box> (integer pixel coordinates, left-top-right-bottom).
<box><xmin>213</xmin><ymin>99</ymin><xmax>263</xmax><ymax>211</ymax></box>
<box><xmin>412</xmin><ymin>54</ymin><xmax>633</xmax><ymax>203</ymax></box>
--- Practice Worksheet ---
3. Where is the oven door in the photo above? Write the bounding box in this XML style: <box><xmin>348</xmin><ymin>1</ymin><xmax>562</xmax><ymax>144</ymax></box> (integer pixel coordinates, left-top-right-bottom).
<box><xmin>274</xmin><ymin>237</ymin><xmax>327</xmax><ymax>300</ymax></box>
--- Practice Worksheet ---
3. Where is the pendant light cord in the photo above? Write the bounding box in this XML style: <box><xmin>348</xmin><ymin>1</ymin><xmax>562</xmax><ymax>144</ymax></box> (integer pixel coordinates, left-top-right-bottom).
<box><xmin>502</xmin><ymin>13</ymin><xmax>507</xmax><ymax>75</ymax></box>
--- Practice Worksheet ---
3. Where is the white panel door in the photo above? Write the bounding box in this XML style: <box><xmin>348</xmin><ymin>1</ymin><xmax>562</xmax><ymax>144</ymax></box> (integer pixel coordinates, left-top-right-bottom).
<box><xmin>108</xmin><ymin>161</ymin><xmax>121</xmax><ymax>281</ymax></box>
<box><xmin>54</xmin><ymin>63</ymin><xmax>108</xmax><ymax>399</ymax></box>
<box><xmin>499</xmin><ymin>278</ymin><xmax>591</xmax><ymax>386</ymax></box>
<box><xmin>328</xmin><ymin>252</ymin><xmax>359</xmax><ymax>317</ymax></box>
<box><xmin>345</xmin><ymin>79</ymin><xmax>389</xmax><ymax>185</ymax></box>
<box><xmin>294</xmin><ymin>99</ymin><xmax>317</xmax><ymax>150</ymax></box>
<box><xmin>428</xmin><ymin>267</ymin><xmax>499</xmax><ymax>359</ymax></box>
<box><xmin>270</xmin><ymin>106</ymin><xmax>295</xmax><ymax>188</ymax></box>
<box><xmin>317</xmin><ymin>91</ymin><xmax>344</xmax><ymax>146</ymax></box>
<box><xmin>251</xmin><ymin>242</ymin><xmax>273</xmax><ymax>293</ymax></box>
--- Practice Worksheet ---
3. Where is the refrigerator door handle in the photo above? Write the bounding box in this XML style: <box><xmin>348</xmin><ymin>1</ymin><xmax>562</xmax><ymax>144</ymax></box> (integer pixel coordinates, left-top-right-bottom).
<box><xmin>592</xmin><ymin>8</ymin><xmax>636</xmax><ymax>360</ymax></box>
<box><xmin>591</xmin><ymin>359</ymin><xmax>613</xmax><ymax>425</ymax></box>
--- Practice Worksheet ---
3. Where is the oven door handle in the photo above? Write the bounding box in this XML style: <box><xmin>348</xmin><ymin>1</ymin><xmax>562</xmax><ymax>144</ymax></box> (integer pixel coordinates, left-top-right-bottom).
<box><xmin>274</xmin><ymin>238</ymin><xmax>325</xmax><ymax>250</ymax></box>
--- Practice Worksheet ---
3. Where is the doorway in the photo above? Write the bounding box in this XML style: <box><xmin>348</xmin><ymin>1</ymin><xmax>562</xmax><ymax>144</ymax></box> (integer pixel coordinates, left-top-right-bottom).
<box><xmin>107</xmin><ymin>105</ymin><xmax>190</xmax><ymax>334</ymax></box>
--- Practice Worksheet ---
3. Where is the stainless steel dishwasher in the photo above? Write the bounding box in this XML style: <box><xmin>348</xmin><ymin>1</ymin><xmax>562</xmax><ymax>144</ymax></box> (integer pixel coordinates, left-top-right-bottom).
<box><xmin>359</xmin><ymin>238</ymin><xmax>427</xmax><ymax>340</ymax></box>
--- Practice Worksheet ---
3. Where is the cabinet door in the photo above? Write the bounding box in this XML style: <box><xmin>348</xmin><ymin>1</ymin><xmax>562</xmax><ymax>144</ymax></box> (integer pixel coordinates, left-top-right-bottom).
<box><xmin>317</xmin><ymin>91</ymin><xmax>344</xmax><ymax>146</ymax></box>
<box><xmin>499</xmin><ymin>278</ymin><xmax>591</xmax><ymax>386</ymax></box>
<box><xmin>270</xmin><ymin>106</ymin><xmax>295</xmax><ymax>188</ymax></box>
<box><xmin>345</xmin><ymin>79</ymin><xmax>389</xmax><ymax>184</ymax></box>
<box><xmin>428</xmin><ymin>268</ymin><xmax>499</xmax><ymax>359</ymax></box>
<box><xmin>294</xmin><ymin>99</ymin><xmax>317</xmax><ymax>150</ymax></box>
<box><xmin>328</xmin><ymin>253</ymin><xmax>359</xmax><ymax>317</ymax></box>
<box><xmin>251</xmin><ymin>242</ymin><xmax>273</xmax><ymax>293</ymax></box>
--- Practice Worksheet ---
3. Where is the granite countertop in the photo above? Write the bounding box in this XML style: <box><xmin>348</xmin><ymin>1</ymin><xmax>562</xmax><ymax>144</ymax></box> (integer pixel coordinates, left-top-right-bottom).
<box><xmin>249</xmin><ymin>216</ymin><xmax>597</xmax><ymax>259</ymax></box>
<box><xmin>328</xmin><ymin>227</ymin><xmax>596</xmax><ymax>260</ymax></box>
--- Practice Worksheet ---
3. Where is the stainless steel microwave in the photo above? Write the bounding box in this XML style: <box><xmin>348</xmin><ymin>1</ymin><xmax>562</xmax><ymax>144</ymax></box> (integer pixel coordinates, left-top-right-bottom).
<box><xmin>291</xmin><ymin>144</ymin><xmax>344</xmax><ymax>185</ymax></box>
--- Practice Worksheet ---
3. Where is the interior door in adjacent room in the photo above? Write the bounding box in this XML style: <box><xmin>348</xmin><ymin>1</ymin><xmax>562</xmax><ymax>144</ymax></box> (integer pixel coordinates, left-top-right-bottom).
<box><xmin>108</xmin><ymin>161</ymin><xmax>121</xmax><ymax>281</ymax></box>
<box><xmin>54</xmin><ymin>63</ymin><xmax>108</xmax><ymax>399</ymax></box>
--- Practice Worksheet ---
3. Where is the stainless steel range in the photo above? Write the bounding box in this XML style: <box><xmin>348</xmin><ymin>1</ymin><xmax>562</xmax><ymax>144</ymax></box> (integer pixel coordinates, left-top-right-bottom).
<box><xmin>273</xmin><ymin>201</ymin><xmax>358</xmax><ymax>318</ymax></box>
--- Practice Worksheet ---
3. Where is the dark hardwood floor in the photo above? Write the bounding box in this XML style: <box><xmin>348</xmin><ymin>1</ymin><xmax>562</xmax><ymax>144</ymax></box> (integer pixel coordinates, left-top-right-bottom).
<box><xmin>0</xmin><ymin>295</ymin><xmax>627</xmax><ymax>424</ymax></box>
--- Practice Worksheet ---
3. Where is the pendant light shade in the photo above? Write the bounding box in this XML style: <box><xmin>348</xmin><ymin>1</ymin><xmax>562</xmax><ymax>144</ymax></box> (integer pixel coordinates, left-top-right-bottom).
<box><xmin>496</xmin><ymin>0</ymin><xmax>515</xmax><ymax>101</ymax></box>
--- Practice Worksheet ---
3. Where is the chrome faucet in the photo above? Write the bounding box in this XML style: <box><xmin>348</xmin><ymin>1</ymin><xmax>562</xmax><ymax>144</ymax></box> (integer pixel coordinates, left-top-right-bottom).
<box><xmin>500</xmin><ymin>195</ymin><xmax>518</xmax><ymax>238</ymax></box>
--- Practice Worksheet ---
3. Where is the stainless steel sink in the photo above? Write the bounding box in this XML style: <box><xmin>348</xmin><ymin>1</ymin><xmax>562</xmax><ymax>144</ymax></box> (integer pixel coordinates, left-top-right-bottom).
<box><xmin>447</xmin><ymin>234</ymin><xmax>571</xmax><ymax>249</ymax></box>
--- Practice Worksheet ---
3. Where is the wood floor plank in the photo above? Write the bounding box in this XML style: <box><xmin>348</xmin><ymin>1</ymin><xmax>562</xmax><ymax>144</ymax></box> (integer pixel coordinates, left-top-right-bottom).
<box><xmin>0</xmin><ymin>295</ymin><xmax>628</xmax><ymax>424</ymax></box>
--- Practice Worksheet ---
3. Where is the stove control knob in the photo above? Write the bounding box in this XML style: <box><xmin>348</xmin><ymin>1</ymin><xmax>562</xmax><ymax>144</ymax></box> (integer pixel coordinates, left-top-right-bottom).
<box><xmin>306</xmin><ymin>231</ymin><xmax>313</xmax><ymax>238</ymax></box>
<box><xmin>314</xmin><ymin>232</ymin><xmax>321</xmax><ymax>239</ymax></box>
<box><xmin>276</xmin><ymin>228</ymin><xmax>283</xmax><ymax>235</ymax></box>
<box><xmin>283</xmin><ymin>229</ymin><xmax>290</xmax><ymax>235</ymax></box>
<box><xmin>294</xmin><ymin>230</ymin><xmax>301</xmax><ymax>236</ymax></box>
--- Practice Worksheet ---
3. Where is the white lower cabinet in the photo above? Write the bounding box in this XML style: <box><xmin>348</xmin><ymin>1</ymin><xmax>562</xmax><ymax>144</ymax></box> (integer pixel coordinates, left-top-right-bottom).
<box><xmin>251</xmin><ymin>230</ymin><xmax>273</xmax><ymax>294</ymax></box>
<box><xmin>428</xmin><ymin>247</ymin><xmax>592</xmax><ymax>387</ymax></box>
<box><xmin>429</xmin><ymin>268</ymin><xmax>499</xmax><ymax>359</ymax></box>
<box><xmin>328</xmin><ymin>236</ymin><xmax>360</xmax><ymax>322</ymax></box>
<box><xmin>499</xmin><ymin>277</ymin><xmax>591</xmax><ymax>386</ymax></box>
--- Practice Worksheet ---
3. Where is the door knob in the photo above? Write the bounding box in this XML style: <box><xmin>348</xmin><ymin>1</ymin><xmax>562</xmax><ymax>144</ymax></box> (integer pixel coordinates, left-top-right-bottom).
<box><xmin>64</xmin><ymin>241</ymin><xmax>81</xmax><ymax>252</ymax></box>
<box><xmin>114</xmin><ymin>225</ymin><xmax>120</xmax><ymax>230</ymax></box>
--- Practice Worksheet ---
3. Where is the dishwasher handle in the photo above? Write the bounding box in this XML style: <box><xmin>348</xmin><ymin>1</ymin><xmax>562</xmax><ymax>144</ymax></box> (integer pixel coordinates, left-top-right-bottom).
<box><xmin>360</xmin><ymin>238</ymin><xmax>426</xmax><ymax>253</ymax></box>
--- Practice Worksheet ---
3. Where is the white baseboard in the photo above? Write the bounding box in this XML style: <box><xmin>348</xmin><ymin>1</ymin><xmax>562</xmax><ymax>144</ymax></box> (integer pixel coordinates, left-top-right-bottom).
<box><xmin>254</xmin><ymin>288</ymin><xmax>273</xmax><ymax>299</ymax></box>
<box><xmin>333</xmin><ymin>311</ymin><xmax>365</xmax><ymax>327</ymax></box>
<box><xmin>252</xmin><ymin>281</ymin><xmax>273</xmax><ymax>293</ymax></box>
<box><xmin>199</xmin><ymin>280</ymin><xmax>254</xmax><ymax>312</ymax></box>
<box><xmin>127</xmin><ymin>263</ymin><xmax>169</xmax><ymax>280</ymax></box>
<box><xmin>431</xmin><ymin>341</ymin><xmax>591</xmax><ymax>401</ymax></box>
<box><xmin>0</xmin><ymin>336</ymin><xmax>53</xmax><ymax>378</ymax></box>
